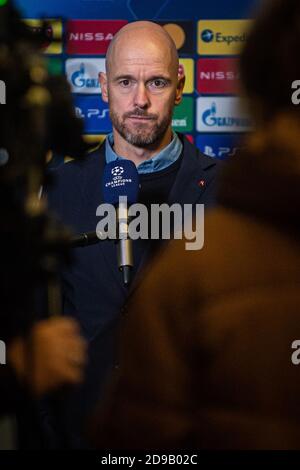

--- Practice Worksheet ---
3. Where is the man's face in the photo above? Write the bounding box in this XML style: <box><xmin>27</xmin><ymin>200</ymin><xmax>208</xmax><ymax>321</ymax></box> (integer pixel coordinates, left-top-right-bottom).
<box><xmin>99</xmin><ymin>36</ymin><xmax>184</xmax><ymax>147</ymax></box>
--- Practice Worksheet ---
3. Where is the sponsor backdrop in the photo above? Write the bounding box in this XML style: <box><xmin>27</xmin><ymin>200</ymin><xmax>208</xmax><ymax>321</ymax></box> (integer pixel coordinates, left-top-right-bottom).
<box><xmin>16</xmin><ymin>0</ymin><xmax>260</xmax><ymax>160</ymax></box>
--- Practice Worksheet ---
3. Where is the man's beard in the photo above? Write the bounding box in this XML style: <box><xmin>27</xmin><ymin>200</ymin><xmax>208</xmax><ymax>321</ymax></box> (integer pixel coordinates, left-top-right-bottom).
<box><xmin>109</xmin><ymin>107</ymin><xmax>173</xmax><ymax>148</ymax></box>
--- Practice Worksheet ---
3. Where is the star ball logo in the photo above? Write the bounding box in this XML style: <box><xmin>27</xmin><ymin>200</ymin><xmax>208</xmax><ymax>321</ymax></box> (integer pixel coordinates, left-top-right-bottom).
<box><xmin>112</xmin><ymin>166</ymin><xmax>124</xmax><ymax>177</ymax></box>
<box><xmin>201</xmin><ymin>29</ymin><xmax>214</xmax><ymax>43</ymax></box>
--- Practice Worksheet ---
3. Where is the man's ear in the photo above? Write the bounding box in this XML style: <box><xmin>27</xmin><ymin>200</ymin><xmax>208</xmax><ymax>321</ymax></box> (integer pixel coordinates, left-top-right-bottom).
<box><xmin>175</xmin><ymin>74</ymin><xmax>185</xmax><ymax>106</ymax></box>
<box><xmin>99</xmin><ymin>72</ymin><xmax>108</xmax><ymax>102</ymax></box>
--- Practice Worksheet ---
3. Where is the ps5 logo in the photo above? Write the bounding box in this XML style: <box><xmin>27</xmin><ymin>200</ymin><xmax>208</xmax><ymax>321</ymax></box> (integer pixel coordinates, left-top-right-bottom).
<box><xmin>0</xmin><ymin>340</ymin><xmax>6</xmax><ymax>365</ymax></box>
<box><xmin>112</xmin><ymin>166</ymin><xmax>124</xmax><ymax>177</ymax></box>
<box><xmin>75</xmin><ymin>107</ymin><xmax>110</xmax><ymax>120</ymax></box>
<box><xmin>0</xmin><ymin>80</ymin><xmax>6</xmax><ymax>104</ymax></box>
<box><xmin>204</xmin><ymin>145</ymin><xmax>241</xmax><ymax>159</ymax></box>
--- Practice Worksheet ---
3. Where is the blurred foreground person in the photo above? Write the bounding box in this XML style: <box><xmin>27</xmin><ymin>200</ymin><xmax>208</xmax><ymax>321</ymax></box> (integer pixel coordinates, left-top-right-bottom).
<box><xmin>91</xmin><ymin>0</ymin><xmax>300</xmax><ymax>449</ymax></box>
<box><xmin>1</xmin><ymin>318</ymin><xmax>86</xmax><ymax>412</ymax></box>
<box><xmin>0</xmin><ymin>1</ymin><xmax>87</xmax><ymax>447</ymax></box>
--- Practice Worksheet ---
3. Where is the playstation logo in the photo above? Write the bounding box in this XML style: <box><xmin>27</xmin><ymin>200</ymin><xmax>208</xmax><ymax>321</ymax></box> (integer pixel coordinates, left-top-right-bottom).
<box><xmin>112</xmin><ymin>166</ymin><xmax>124</xmax><ymax>176</ymax></box>
<box><xmin>201</xmin><ymin>29</ymin><xmax>214</xmax><ymax>43</ymax></box>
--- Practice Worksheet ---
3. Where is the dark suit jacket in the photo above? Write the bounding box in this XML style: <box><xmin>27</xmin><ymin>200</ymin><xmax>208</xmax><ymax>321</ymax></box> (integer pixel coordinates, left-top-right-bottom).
<box><xmin>44</xmin><ymin>134</ymin><xmax>220</xmax><ymax>448</ymax></box>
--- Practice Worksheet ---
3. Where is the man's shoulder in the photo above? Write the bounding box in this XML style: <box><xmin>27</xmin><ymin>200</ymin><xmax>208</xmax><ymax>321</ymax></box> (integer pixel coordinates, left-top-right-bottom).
<box><xmin>180</xmin><ymin>134</ymin><xmax>221</xmax><ymax>171</ymax></box>
<box><xmin>52</xmin><ymin>143</ymin><xmax>105</xmax><ymax>180</ymax></box>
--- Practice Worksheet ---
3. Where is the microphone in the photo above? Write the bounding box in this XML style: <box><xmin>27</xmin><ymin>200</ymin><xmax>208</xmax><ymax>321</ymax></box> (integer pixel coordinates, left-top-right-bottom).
<box><xmin>70</xmin><ymin>230</ymin><xmax>103</xmax><ymax>247</ymax></box>
<box><xmin>102</xmin><ymin>160</ymin><xmax>139</xmax><ymax>285</ymax></box>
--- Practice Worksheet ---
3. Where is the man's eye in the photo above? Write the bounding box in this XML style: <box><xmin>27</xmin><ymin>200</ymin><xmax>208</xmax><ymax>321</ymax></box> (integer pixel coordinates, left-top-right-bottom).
<box><xmin>149</xmin><ymin>79</ymin><xmax>167</xmax><ymax>88</ymax></box>
<box><xmin>119</xmin><ymin>79</ymin><xmax>131</xmax><ymax>87</ymax></box>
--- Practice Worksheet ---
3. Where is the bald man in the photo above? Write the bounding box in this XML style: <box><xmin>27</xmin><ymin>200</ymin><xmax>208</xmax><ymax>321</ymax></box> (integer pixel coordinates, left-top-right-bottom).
<box><xmin>44</xmin><ymin>21</ymin><xmax>220</xmax><ymax>448</ymax></box>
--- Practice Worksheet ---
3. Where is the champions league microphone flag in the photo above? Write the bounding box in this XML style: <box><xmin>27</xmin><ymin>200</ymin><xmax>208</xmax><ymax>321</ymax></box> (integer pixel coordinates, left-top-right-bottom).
<box><xmin>102</xmin><ymin>159</ymin><xmax>139</xmax><ymax>205</ymax></box>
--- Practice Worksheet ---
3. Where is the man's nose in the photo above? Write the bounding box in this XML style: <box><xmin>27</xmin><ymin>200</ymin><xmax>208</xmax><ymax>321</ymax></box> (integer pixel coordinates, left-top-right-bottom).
<box><xmin>133</xmin><ymin>83</ymin><xmax>150</xmax><ymax>109</ymax></box>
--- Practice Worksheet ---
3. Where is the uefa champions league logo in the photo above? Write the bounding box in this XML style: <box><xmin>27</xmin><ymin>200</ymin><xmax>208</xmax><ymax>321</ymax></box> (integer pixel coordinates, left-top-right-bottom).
<box><xmin>111</xmin><ymin>166</ymin><xmax>124</xmax><ymax>177</ymax></box>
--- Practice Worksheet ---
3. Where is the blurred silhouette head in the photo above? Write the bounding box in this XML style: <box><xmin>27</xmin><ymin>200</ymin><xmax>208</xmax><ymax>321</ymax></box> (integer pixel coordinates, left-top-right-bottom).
<box><xmin>240</xmin><ymin>0</ymin><xmax>300</xmax><ymax>124</ymax></box>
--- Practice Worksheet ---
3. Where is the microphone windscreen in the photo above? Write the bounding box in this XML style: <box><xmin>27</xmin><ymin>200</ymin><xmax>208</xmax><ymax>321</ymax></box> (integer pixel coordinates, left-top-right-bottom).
<box><xmin>102</xmin><ymin>159</ymin><xmax>139</xmax><ymax>205</ymax></box>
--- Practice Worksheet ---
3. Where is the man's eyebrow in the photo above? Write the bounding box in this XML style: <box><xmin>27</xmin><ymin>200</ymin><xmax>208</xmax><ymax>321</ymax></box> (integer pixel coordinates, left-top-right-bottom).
<box><xmin>146</xmin><ymin>75</ymin><xmax>172</xmax><ymax>83</ymax></box>
<box><xmin>112</xmin><ymin>74</ymin><xmax>172</xmax><ymax>83</ymax></box>
<box><xmin>112</xmin><ymin>74</ymin><xmax>135</xmax><ymax>82</ymax></box>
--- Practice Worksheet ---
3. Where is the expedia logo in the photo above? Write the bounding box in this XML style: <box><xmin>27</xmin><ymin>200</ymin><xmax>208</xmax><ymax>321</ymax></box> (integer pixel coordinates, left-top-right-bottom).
<box><xmin>112</xmin><ymin>166</ymin><xmax>124</xmax><ymax>177</ymax></box>
<box><xmin>201</xmin><ymin>29</ymin><xmax>214</xmax><ymax>43</ymax></box>
<box><xmin>201</xmin><ymin>29</ymin><xmax>247</xmax><ymax>46</ymax></box>
<box><xmin>198</xmin><ymin>20</ymin><xmax>251</xmax><ymax>56</ymax></box>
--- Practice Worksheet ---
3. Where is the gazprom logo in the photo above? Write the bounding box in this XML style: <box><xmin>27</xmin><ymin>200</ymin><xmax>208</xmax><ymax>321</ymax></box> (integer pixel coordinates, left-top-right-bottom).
<box><xmin>0</xmin><ymin>340</ymin><xmax>6</xmax><ymax>365</ymax></box>
<box><xmin>66</xmin><ymin>58</ymin><xmax>105</xmax><ymax>94</ymax></box>
<box><xmin>197</xmin><ymin>97</ymin><xmax>253</xmax><ymax>133</ymax></box>
<box><xmin>0</xmin><ymin>80</ymin><xmax>6</xmax><ymax>104</ymax></box>
<box><xmin>201</xmin><ymin>29</ymin><xmax>214</xmax><ymax>43</ymax></box>
<box><xmin>71</xmin><ymin>63</ymin><xmax>100</xmax><ymax>90</ymax></box>
<box><xmin>202</xmin><ymin>102</ymin><xmax>251</xmax><ymax>128</ymax></box>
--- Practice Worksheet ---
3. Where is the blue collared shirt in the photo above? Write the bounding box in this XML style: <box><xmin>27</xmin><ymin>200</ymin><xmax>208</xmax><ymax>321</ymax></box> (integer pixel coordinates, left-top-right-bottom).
<box><xmin>105</xmin><ymin>131</ymin><xmax>182</xmax><ymax>174</ymax></box>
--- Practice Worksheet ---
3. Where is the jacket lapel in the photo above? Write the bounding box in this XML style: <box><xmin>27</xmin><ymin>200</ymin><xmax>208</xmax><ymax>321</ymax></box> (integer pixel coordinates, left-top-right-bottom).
<box><xmin>168</xmin><ymin>135</ymin><xmax>217</xmax><ymax>206</ymax></box>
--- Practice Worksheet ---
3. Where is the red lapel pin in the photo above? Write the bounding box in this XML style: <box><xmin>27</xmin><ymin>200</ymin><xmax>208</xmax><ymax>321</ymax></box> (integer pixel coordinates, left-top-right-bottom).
<box><xmin>198</xmin><ymin>179</ymin><xmax>205</xmax><ymax>187</ymax></box>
